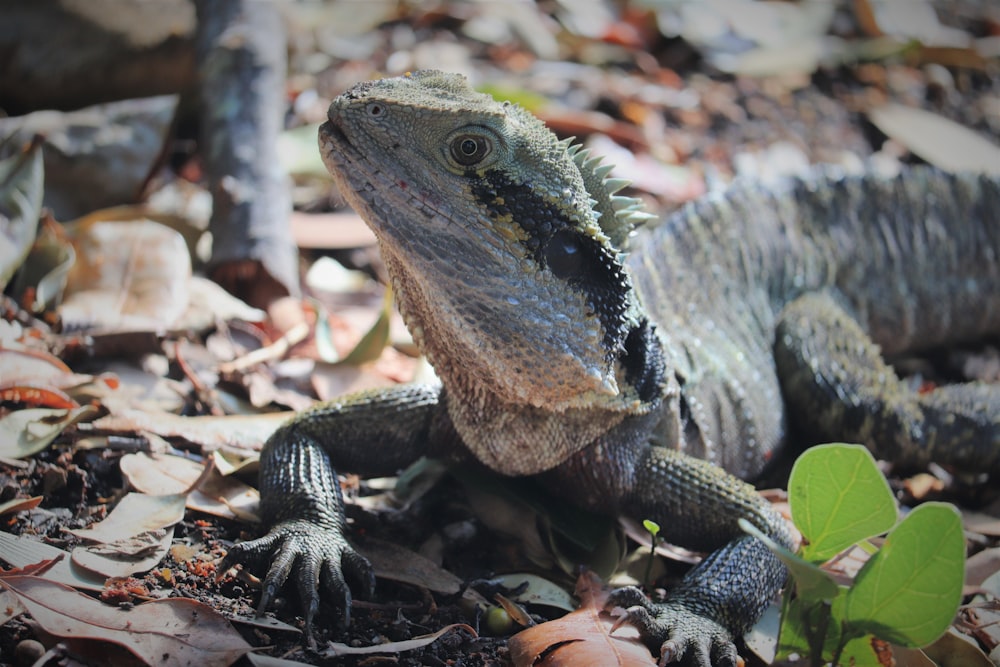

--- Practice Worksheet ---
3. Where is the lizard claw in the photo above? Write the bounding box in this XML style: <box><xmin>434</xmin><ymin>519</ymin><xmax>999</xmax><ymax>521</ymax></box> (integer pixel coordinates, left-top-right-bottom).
<box><xmin>219</xmin><ymin>518</ymin><xmax>374</xmax><ymax>647</ymax></box>
<box><xmin>606</xmin><ymin>586</ymin><xmax>741</xmax><ymax>667</ymax></box>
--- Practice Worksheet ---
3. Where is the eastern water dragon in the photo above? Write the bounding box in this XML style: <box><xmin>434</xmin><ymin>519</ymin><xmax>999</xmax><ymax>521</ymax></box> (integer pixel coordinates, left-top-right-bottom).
<box><xmin>221</xmin><ymin>70</ymin><xmax>1000</xmax><ymax>666</ymax></box>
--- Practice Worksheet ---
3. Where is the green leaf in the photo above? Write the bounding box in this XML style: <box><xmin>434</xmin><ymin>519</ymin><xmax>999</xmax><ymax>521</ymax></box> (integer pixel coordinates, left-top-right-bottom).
<box><xmin>777</xmin><ymin>589</ymin><xmax>884</xmax><ymax>666</ymax></box>
<box><xmin>741</xmin><ymin>519</ymin><xmax>840</xmax><ymax>601</ymax></box>
<box><xmin>845</xmin><ymin>502</ymin><xmax>965</xmax><ymax>647</ymax></box>
<box><xmin>0</xmin><ymin>136</ymin><xmax>45</xmax><ymax>290</ymax></box>
<box><xmin>789</xmin><ymin>443</ymin><xmax>897</xmax><ymax>563</ymax></box>
<box><xmin>338</xmin><ymin>286</ymin><xmax>393</xmax><ymax>365</ymax></box>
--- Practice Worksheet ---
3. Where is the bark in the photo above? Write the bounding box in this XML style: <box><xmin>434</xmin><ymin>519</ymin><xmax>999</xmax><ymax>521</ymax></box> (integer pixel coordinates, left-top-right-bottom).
<box><xmin>195</xmin><ymin>0</ymin><xmax>299</xmax><ymax>305</ymax></box>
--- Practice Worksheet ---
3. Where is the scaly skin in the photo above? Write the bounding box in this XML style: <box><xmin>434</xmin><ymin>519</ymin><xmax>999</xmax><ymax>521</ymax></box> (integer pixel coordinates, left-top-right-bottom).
<box><xmin>221</xmin><ymin>71</ymin><xmax>1000</xmax><ymax>665</ymax></box>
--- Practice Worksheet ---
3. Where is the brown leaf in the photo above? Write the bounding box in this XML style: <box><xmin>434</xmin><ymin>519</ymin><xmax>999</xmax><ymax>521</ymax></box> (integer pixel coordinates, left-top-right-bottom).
<box><xmin>508</xmin><ymin>570</ymin><xmax>655</xmax><ymax>667</ymax></box>
<box><xmin>59</xmin><ymin>217</ymin><xmax>192</xmax><ymax>332</ymax></box>
<box><xmin>92</xmin><ymin>407</ymin><xmax>288</xmax><ymax>453</ymax></box>
<box><xmin>119</xmin><ymin>452</ymin><xmax>260</xmax><ymax>522</ymax></box>
<box><xmin>359</xmin><ymin>537</ymin><xmax>464</xmax><ymax>596</ymax></box>
<box><xmin>0</xmin><ymin>384</ymin><xmax>78</xmax><ymax>409</ymax></box>
<box><xmin>0</xmin><ymin>575</ymin><xmax>252</xmax><ymax>667</ymax></box>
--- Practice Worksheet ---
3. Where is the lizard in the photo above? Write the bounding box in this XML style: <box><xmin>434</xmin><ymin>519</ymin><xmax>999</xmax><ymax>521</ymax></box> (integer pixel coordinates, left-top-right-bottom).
<box><xmin>221</xmin><ymin>70</ymin><xmax>1000</xmax><ymax>666</ymax></box>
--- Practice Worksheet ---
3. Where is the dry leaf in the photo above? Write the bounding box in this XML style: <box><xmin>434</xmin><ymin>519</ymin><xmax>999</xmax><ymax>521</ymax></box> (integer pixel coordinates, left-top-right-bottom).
<box><xmin>321</xmin><ymin>623</ymin><xmax>477</xmax><ymax>657</ymax></box>
<box><xmin>0</xmin><ymin>533</ymin><xmax>106</xmax><ymax>591</ymax></box>
<box><xmin>508</xmin><ymin>570</ymin><xmax>655</xmax><ymax>667</ymax></box>
<box><xmin>359</xmin><ymin>537</ymin><xmax>464</xmax><ymax>595</ymax></box>
<box><xmin>966</xmin><ymin>548</ymin><xmax>1000</xmax><ymax>590</ymax></box>
<box><xmin>119</xmin><ymin>452</ymin><xmax>260</xmax><ymax>522</ymax></box>
<box><xmin>0</xmin><ymin>136</ymin><xmax>44</xmax><ymax>290</ymax></box>
<box><xmin>0</xmin><ymin>495</ymin><xmax>43</xmax><ymax>516</ymax></box>
<box><xmin>0</xmin><ymin>575</ymin><xmax>252</xmax><ymax>667</ymax></box>
<box><xmin>0</xmin><ymin>405</ymin><xmax>99</xmax><ymax>459</ymax></box>
<box><xmin>93</xmin><ymin>407</ymin><xmax>288</xmax><ymax>453</ymax></box>
<box><xmin>868</xmin><ymin>104</ymin><xmax>1000</xmax><ymax>173</ymax></box>
<box><xmin>492</xmin><ymin>573</ymin><xmax>577</xmax><ymax>613</ymax></box>
<box><xmin>71</xmin><ymin>528</ymin><xmax>174</xmax><ymax>578</ymax></box>
<box><xmin>59</xmin><ymin>217</ymin><xmax>192</xmax><ymax>331</ymax></box>
<box><xmin>66</xmin><ymin>492</ymin><xmax>186</xmax><ymax>544</ymax></box>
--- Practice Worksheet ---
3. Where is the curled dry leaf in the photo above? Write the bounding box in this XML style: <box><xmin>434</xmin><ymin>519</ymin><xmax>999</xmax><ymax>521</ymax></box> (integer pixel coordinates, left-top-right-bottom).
<box><xmin>63</xmin><ymin>492</ymin><xmax>184</xmax><ymax>578</ymax></box>
<box><xmin>0</xmin><ymin>575</ymin><xmax>252</xmax><ymax>667</ymax></box>
<box><xmin>0</xmin><ymin>495</ymin><xmax>43</xmax><ymax>516</ymax></box>
<box><xmin>71</xmin><ymin>528</ymin><xmax>174</xmax><ymax>578</ymax></box>
<box><xmin>508</xmin><ymin>570</ymin><xmax>655</xmax><ymax>667</ymax></box>
<box><xmin>0</xmin><ymin>405</ymin><xmax>99</xmax><ymax>460</ymax></box>
<box><xmin>66</xmin><ymin>492</ymin><xmax>186</xmax><ymax>544</ymax></box>
<box><xmin>119</xmin><ymin>452</ymin><xmax>260</xmax><ymax>522</ymax></box>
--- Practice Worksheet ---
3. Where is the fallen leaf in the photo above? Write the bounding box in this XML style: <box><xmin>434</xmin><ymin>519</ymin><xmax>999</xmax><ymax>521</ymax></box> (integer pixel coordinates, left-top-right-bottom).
<box><xmin>868</xmin><ymin>104</ymin><xmax>1000</xmax><ymax>173</ymax></box>
<box><xmin>71</xmin><ymin>528</ymin><xmax>174</xmax><ymax>578</ymax></box>
<box><xmin>321</xmin><ymin>623</ymin><xmax>477</xmax><ymax>657</ymax></box>
<box><xmin>492</xmin><ymin>573</ymin><xmax>577</xmax><ymax>613</ymax></box>
<box><xmin>0</xmin><ymin>136</ymin><xmax>44</xmax><ymax>291</ymax></box>
<box><xmin>0</xmin><ymin>405</ymin><xmax>99</xmax><ymax>459</ymax></box>
<box><xmin>92</xmin><ymin>407</ymin><xmax>288</xmax><ymax>453</ymax></box>
<box><xmin>0</xmin><ymin>383</ymin><xmax>78</xmax><ymax>409</ymax></box>
<box><xmin>175</xmin><ymin>275</ymin><xmax>266</xmax><ymax>331</ymax></box>
<box><xmin>0</xmin><ymin>495</ymin><xmax>43</xmax><ymax>516</ymax></box>
<box><xmin>66</xmin><ymin>492</ymin><xmax>186</xmax><ymax>544</ymax></box>
<box><xmin>0</xmin><ymin>589</ymin><xmax>25</xmax><ymax>624</ymax></box>
<box><xmin>0</xmin><ymin>533</ymin><xmax>106</xmax><ymax>591</ymax></box>
<box><xmin>966</xmin><ymin>548</ymin><xmax>1000</xmax><ymax>591</ymax></box>
<box><xmin>359</xmin><ymin>537</ymin><xmax>464</xmax><ymax>596</ymax></box>
<box><xmin>119</xmin><ymin>452</ymin><xmax>260</xmax><ymax>522</ymax></box>
<box><xmin>59</xmin><ymin>217</ymin><xmax>192</xmax><ymax>332</ymax></box>
<box><xmin>921</xmin><ymin>628</ymin><xmax>994</xmax><ymax>667</ymax></box>
<box><xmin>0</xmin><ymin>575</ymin><xmax>252</xmax><ymax>667</ymax></box>
<box><xmin>963</xmin><ymin>511</ymin><xmax>1000</xmax><ymax>538</ymax></box>
<box><xmin>508</xmin><ymin>570</ymin><xmax>655</xmax><ymax>667</ymax></box>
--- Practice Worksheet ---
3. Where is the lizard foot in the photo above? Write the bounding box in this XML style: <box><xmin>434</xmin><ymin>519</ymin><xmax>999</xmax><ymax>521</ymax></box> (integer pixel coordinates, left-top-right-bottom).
<box><xmin>607</xmin><ymin>586</ymin><xmax>742</xmax><ymax>667</ymax></box>
<box><xmin>218</xmin><ymin>518</ymin><xmax>374</xmax><ymax>647</ymax></box>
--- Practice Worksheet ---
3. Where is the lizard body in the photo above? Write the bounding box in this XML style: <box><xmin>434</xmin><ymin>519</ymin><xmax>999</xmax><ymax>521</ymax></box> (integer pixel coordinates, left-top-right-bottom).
<box><xmin>222</xmin><ymin>71</ymin><xmax>1000</xmax><ymax>666</ymax></box>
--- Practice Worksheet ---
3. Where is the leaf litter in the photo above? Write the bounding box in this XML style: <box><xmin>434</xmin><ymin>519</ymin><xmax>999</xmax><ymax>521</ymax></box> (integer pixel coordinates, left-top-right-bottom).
<box><xmin>2</xmin><ymin>1</ymin><xmax>1000</xmax><ymax>666</ymax></box>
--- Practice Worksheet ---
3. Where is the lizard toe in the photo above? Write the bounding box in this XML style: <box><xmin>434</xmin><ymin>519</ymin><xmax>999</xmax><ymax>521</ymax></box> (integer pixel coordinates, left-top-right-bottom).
<box><xmin>319</xmin><ymin>555</ymin><xmax>354</xmax><ymax>629</ymax></box>
<box><xmin>606</xmin><ymin>585</ymin><xmax>656</xmax><ymax>612</ymax></box>
<box><xmin>607</xmin><ymin>589</ymin><xmax>739</xmax><ymax>667</ymax></box>
<box><xmin>341</xmin><ymin>547</ymin><xmax>376</xmax><ymax>599</ymax></box>
<box><xmin>219</xmin><ymin>518</ymin><xmax>369</xmax><ymax>641</ymax></box>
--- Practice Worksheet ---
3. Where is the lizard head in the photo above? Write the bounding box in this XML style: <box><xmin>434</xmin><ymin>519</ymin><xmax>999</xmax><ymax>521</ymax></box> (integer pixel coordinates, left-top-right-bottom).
<box><xmin>319</xmin><ymin>70</ymin><xmax>661</xmax><ymax>414</ymax></box>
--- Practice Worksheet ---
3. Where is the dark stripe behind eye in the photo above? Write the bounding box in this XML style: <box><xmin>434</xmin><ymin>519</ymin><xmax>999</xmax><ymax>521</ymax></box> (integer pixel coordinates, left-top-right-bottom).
<box><xmin>471</xmin><ymin>169</ymin><xmax>632</xmax><ymax>357</ymax></box>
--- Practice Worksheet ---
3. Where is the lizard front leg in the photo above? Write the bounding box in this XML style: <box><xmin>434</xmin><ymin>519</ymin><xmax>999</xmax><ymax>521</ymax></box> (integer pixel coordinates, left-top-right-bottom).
<box><xmin>548</xmin><ymin>435</ymin><xmax>793</xmax><ymax>667</ymax></box>
<box><xmin>618</xmin><ymin>446</ymin><xmax>792</xmax><ymax>666</ymax></box>
<box><xmin>219</xmin><ymin>384</ymin><xmax>444</xmax><ymax>645</ymax></box>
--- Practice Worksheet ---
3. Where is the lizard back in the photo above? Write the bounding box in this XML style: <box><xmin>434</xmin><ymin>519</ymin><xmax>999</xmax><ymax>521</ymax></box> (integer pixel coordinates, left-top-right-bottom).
<box><xmin>630</xmin><ymin>169</ymin><xmax>1000</xmax><ymax>476</ymax></box>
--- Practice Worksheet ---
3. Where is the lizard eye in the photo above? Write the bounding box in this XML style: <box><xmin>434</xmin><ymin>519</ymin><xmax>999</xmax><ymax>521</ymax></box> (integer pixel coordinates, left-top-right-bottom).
<box><xmin>450</xmin><ymin>134</ymin><xmax>491</xmax><ymax>166</ymax></box>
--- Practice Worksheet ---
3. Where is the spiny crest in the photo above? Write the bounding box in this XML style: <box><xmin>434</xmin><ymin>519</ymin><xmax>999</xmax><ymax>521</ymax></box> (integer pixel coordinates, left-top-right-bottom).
<box><xmin>564</xmin><ymin>139</ymin><xmax>656</xmax><ymax>251</ymax></box>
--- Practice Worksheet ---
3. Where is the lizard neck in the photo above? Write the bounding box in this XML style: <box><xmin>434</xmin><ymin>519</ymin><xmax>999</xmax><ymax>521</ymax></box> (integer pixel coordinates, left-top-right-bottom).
<box><xmin>386</xmin><ymin>245</ymin><xmax>667</xmax><ymax>475</ymax></box>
